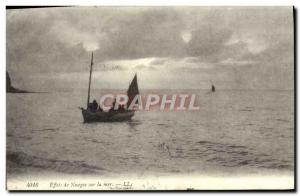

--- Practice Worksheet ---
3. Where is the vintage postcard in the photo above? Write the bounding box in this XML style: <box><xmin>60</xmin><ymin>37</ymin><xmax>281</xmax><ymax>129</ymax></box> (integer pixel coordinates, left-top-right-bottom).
<box><xmin>6</xmin><ymin>6</ymin><xmax>294</xmax><ymax>190</ymax></box>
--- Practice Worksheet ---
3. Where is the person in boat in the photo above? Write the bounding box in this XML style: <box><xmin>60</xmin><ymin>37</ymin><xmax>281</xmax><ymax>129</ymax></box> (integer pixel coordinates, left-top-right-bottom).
<box><xmin>109</xmin><ymin>98</ymin><xmax>126</xmax><ymax>112</ymax></box>
<box><xmin>119</xmin><ymin>104</ymin><xmax>125</xmax><ymax>111</ymax></box>
<box><xmin>88</xmin><ymin>99</ymin><xmax>99</xmax><ymax>112</ymax></box>
<box><xmin>109</xmin><ymin>99</ymin><xmax>117</xmax><ymax>112</ymax></box>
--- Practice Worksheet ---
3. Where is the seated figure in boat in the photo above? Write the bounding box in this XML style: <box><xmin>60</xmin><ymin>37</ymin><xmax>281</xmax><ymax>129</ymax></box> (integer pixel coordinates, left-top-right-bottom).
<box><xmin>109</xmin><ymin>99</ymin><xmax>126</xmax><ymax>112</ymax></box>
<box><xmin>109</xmin><ymin>99</ymin><xmax>118</xmax><ymax>112</ymax></box>
<box><xmin>119</xmin><ymin>104</ymin><xmax>125</xmax><ymax>111</ymax></box>
<box><xmin>88</xmin><ymin>99</ymin><xmax>99</xmax><ymax>112</ymax></box>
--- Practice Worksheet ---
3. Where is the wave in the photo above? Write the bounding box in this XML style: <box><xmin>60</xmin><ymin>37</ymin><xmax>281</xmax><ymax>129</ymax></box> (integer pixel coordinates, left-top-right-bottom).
<box><xmin>7</xmin><ymin>151</ymin><xmax>107</xmax><ymax>174</ymax></box>
<box><xmin>170</xmin><ymin>140</ymin><xmax>293</xmax><ymax>171</ymax></box>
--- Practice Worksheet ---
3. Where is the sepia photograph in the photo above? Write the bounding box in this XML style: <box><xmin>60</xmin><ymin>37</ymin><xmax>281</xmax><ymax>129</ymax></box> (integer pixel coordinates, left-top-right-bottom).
<box><xmin>6</xmin><ymin>6</ymin><xmax>294</xmax><ymax>190</ymax></box>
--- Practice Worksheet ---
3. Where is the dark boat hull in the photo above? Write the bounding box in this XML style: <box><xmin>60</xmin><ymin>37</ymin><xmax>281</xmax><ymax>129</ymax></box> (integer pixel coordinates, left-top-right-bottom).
<box><xmin>81</xmin><ymin>109</ymin><xmax>134</xmax><ymax>123</ymax></box>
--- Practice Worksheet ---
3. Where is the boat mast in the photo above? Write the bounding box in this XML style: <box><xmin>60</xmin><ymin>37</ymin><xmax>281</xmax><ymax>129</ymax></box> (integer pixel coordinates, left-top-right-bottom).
<box><xmin>87</xmin><ymin>52</ymin><xmax>93</xmax><ymax>109</ymax></box>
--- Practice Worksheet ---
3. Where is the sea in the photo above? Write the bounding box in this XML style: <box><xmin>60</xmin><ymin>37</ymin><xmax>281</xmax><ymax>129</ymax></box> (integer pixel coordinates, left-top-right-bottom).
<box><xmin>6</xmin><ymin>89</ymin><xmax>294</xmax><ymax>180</ymax></box>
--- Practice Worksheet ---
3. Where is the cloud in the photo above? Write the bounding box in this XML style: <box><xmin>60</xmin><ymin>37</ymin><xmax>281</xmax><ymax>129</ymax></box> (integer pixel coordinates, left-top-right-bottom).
<box><xmin>219</xmin><ymin>58</ymin><xmax>256</xmax><ymax>67</ymax></box>
<box><xmin>6</xmin><ymin>7</ymin><xmax>293</xmax><ymax>90</ymax></box>
<box><xmin>96</xmin><ymin>64</ymin><xmax>126</xmax><ymax>71</ymax></box>
<box><xmin>7</xmin><ymin>7</ymin><xmax>292</xmax><ymax>64</ymax></box>
<box><xmin>150</xmin><ymin>58</ymin><xmax>167</xmax><ymax>65</ymax></box>
<box><xmin>135</xmin><ymin>64</ymin><xmax>147</xmax><ymax>70</ymax></box>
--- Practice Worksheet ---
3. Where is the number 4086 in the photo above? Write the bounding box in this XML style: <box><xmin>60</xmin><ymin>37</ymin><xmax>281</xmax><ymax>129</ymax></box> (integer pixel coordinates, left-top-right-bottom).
<box><xmin>27</xmin><ymin>182</ymin><xmax>39</xmax><ymax>187</ymax></box>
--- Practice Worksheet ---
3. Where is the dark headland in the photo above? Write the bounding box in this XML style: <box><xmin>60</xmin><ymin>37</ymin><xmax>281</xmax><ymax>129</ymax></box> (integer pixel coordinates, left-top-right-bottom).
<box><xmin>6</xmin><ymin>72</ymin><xmax>44</xmax><ymax>93</ymax></box>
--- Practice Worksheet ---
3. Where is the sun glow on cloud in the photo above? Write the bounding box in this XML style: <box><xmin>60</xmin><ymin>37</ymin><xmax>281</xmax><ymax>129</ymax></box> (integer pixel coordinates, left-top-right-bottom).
<box><xmin>102</xmin><ymin>58</ymin><xmax>159</xmax><ymax>70</ymax></box>
<box><xmin>83</xmin><ymin>41</ymin><xmax>99</xmax><ymax>52</ymax></box>
<box><xmin>225</xmin><ymin>34</ymin><xmax>267</xmax><ymax>54</ymax></box>
<box><xmin>181</xmin><ymin>31</ymin><xmax>192</xmax><ymax>43</ymax></box>
<box><xmin>245</xmin><ymin>39</ymin><xmax>267</xmax><ymax>54</ymax></box>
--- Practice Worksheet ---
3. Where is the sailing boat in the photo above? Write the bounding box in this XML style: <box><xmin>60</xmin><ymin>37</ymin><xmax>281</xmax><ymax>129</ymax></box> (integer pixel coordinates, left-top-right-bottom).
<box><xmin>80</xmin><ymin>52</ymin><xmax>139</xmax><ymax>123</ymax></box>
<box><xmin>211</xmin><ymin>85</ymin><xmax>215</xmax><ymax>92</ymax></box>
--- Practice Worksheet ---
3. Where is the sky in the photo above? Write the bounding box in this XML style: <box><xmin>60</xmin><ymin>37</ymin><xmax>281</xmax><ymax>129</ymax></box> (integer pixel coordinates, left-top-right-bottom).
<box><xmin>6</xmin><ymin>6</ymin><xmax>294</xmax><ymax>91</ymax></box>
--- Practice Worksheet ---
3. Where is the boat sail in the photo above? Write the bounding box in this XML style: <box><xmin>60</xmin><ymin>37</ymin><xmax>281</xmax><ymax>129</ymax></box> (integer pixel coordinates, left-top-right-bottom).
<box><xmin>80</xmin><ymin>52</ymin><xmax>138</xmax><ymax>123</ymax></box>
<box><xmin>127</xmin><ymin>74</ymin><xmax>139</xmax><ymax>108</ymax></box>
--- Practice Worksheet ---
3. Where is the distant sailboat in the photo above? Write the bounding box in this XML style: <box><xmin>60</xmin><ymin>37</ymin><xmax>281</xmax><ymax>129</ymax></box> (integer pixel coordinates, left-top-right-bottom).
<box><xmin>80</xmin><ymin>52</ymin><xmax>139</xmax><ymax>123</ymax></box>
<box><xmin>211</xmin><ymin>85</ymin><xmax>215</xmax><ymax>92</ymax></box>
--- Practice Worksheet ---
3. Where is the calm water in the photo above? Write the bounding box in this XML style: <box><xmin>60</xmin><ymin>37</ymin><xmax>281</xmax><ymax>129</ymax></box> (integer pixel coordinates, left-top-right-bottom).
<box><xmin>6</xmin><ymin>90</ymin><xmax>294</xmax><ymax>178</ymax></box>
